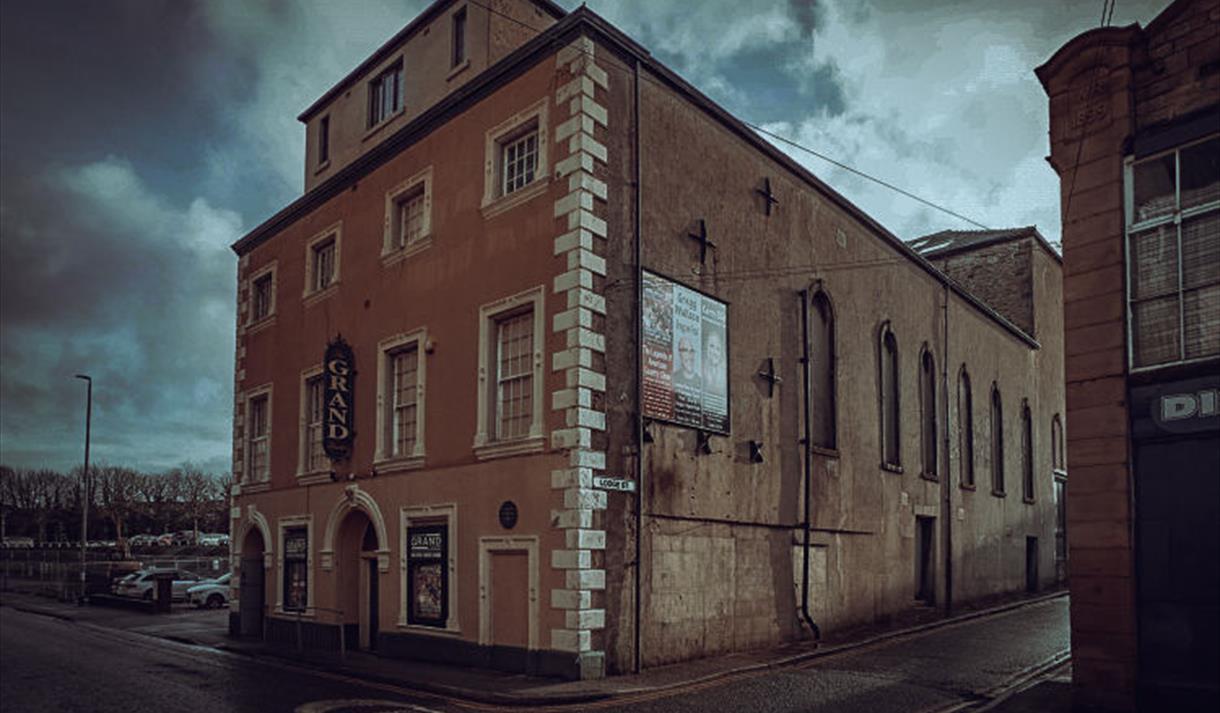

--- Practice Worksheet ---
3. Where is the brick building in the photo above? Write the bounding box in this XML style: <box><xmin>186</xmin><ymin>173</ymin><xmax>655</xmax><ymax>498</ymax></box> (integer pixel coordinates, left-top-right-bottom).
<box><xmin>1036</xmin><ymin>0</ymin><xmax>1219</xmax><ymax>709</ymax></box>
<box><xmin>228</xmin><ymin>0</ymin><xmax>1065</xmax><ymax>680</ymax></box>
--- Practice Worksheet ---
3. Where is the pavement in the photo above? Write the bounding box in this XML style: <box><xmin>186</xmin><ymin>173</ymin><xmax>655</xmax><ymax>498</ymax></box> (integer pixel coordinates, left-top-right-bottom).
<box><xmin>0</xmin><ymin>587</ymin><xmax>1076</xmax><ymax>711</ymax></box>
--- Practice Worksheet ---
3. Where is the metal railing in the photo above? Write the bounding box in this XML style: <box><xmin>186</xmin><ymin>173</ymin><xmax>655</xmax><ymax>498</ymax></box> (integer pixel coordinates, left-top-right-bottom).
<box><xmin>0</xmin><ymin>548</ymin><xmax>229</xmax><ymax>601</ymax></box>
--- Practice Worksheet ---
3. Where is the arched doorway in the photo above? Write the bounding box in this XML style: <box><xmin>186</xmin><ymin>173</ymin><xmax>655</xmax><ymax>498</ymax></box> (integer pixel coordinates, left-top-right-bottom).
<box><xmin>239</xmin><ymin>526</ymin><xmax>266</xmax><ymax>638</ymax></box>
<box><xmin>335</xmin><ymin>510</ymin><xmax>381</xmax><ymax>651</ymax></box>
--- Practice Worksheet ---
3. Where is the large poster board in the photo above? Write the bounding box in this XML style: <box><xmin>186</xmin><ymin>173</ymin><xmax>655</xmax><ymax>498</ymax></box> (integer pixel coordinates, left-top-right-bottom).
<box><xmin>407</xmin><ymin>524</ymin><xmax>448</xmax><ymax>627</ymax></box>
<box><xmin>283</xmin><ymin>527</ymin><xmax>308</xmax><ymax>612</ymax></box>
<box><xmin>642</xmin><ymin>270</ymin><xmax>729</xmax><ymax>433</ymax></box>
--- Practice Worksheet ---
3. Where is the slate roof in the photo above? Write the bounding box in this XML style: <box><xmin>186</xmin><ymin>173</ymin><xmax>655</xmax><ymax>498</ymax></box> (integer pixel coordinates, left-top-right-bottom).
<box><xmin>909</xmin><ymin>226</ymin><xmax>1062</xmax><ymax>262</ymax></box>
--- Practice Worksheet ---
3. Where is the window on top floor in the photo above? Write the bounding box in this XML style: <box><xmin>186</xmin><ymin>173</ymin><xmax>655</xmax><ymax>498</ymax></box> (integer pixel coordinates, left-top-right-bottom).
<box><xmin>318</xmin><ymin>115</ymin><xmax>330</xmax><ymax>166</ymax></box>
<box><xmin>369</xmin><ymin>60</ymin><xmax>403</xmax><ymax>128</ymax></box>
<box><xmin>451</xmin><ymin>7</ymin><xmax>467</xmax><ymax>68</ymax></box>
<box><xmin>1126</xmin><ymin>135</ymin><xmax>1220</xmax><ymax>370</ymax></box>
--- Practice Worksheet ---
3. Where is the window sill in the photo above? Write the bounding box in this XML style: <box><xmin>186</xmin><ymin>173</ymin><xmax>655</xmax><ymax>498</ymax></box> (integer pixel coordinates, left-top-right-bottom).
<box><xmin>880</xmin><ymin>462</ymin><xmax>904</xmax><ymax>474</ymax></box>
<box><xmin>480</xmin><ymin>177</ymin><xmax>549</xmax><ymax>220</ymax></box>
<box><xmin>373</xmin><ymin>455</ymin><xmax>426</xmax><ymax>475</ymax></box>
<box><xmin>363</xmin><ymin>107</ymin><xmax>406</xmax><ymax>143</ymax></box>
<box><xmin>296</xmin><ymin>471</ymin><xmax>332</xmax><ymax>486</ymax></box>
<box><xmin>380</xmin><ymin>236</ymin><xmax>433</xmax><ymax>268</ymax></box>
<box><xmin>303</xmin><ymin>283</ymin><xmax>339</xmax><ymax>308</ymax></box>
<box><xmin>960</xmin><ymin>482</ymin><xmax>977</xmax><ymax>491</ymax></box>
<box><xmin>446</xmin><ymin>58</ymin><xmax>471</xmax><ymax>81</ymax></box>
<box><xmin>992</xmin><ymin>489</ymin><xmax>1007</xmax><ymax>498</ymax></box>
<box><xmin>272</xmin><ymin>608</ymin><xmax>315</xmax><ymax>619</ymax></box>
<box><xmin>1053</xmin><ymin>468</ymin><xmax>1067</xmax><ymax>478</ymax></box>
<box><xmin>313</xmin><ymin>159</ymin><xmax>331</xmax><ymax>176</ymax></box>
<box><xmin>245</xmin><ymin>315</ymin><xmax>276</xmax><ymax>336</ymax></box>
<box><xmin>474</xmin><ymin>436</ymin><xmax>546</xmax><ymax>461</ymax></box>
<box><xmin>1023</xmin><ymin>496</ymin><xmax>1036</xmax><ymax>505</ymax></box>
<box><xmin>396</xmin><ymin>622</ymin><xmax>462</xmax><ymax>636</ymax></box>
<box><xmin>241</xmin><ymin>481</ymin><xmax>271</xmax><ymax>494</ymax></box>
<box><xmin>919</xmin><ymin>471</ymin><xmax>939</xmax><ymax>483</ymax></box>
<box><xmin>810</xmin><ymin>446</ymin><xmax>840</xmax><ymax>459</ymax></box>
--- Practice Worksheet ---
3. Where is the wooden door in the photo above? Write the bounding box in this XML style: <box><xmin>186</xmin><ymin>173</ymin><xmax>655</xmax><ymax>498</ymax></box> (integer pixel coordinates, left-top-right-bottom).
<box><xmin>490</xmin><ymin>550</ymin><xmax>529</xmax><ymax>648</ymax></box>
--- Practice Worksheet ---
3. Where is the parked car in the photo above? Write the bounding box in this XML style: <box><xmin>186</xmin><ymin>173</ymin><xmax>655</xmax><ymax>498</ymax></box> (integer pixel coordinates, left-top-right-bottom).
<box><xmin>198</xmin><ymin>533</ymin><xmax>230</xmax><ymax>547</ymax></box>
<box><xmin>172</xmin><ymin>531</ymin><xmax>197</xmax><ymax>547</ymax></box>
<box><xmin>1</xmin><ymin>537</ymin><xmax>34</xmax><ymax>548</ymax></box>
<box><xmin>114</xmin><ymin>569</ymin><xmax>204</xmax><ymax>601</ymax></box>
<box><xmin>187</xmin><ymin>572</ymin><xmax>232</xmax><ymax>609</ymax></box>
<box><xmin>127</xmin><ymin>534</ymin><xmax>157</xmax><ymax>548</ymax></box>
<box><xmin>156</xmin><ymin>534</ymin><xmax>174</xmax><ymax>547</ymax></box>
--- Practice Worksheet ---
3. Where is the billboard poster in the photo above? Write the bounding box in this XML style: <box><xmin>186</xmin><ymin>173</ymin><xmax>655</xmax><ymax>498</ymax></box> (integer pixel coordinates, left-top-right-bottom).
<box><xmin>641</xmin><ymin>270</ymin><xmax>730</xmax><ymax>433</ymax></box>
<box><xmin>407</xmin><ymin>525</ymin><xmax>448</xmax><ymax>627</ymax></box>
<box><xmin>283</xmin><ymin>526</ymin><xmax>308</xmax><ymax>612</ymax></box>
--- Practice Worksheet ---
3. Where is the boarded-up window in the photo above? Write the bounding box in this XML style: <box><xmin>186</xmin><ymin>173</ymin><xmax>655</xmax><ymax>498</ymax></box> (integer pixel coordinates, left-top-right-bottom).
<box><xmin>959</xmin><ymin>367</ymin><xmax>975</xmax><ymax>487</ymax></box>
<box><xmin>810</xmin><ymin>291</ymin><xmax>836</xmax><ymax>449</ymax></box>
<box><xmin>880</xmin><ymin>324</ymin><xmax>900</xmax><ymax>467</ymax></box>
<box><xmin>991</xmin><ymin>385</ymin><xmax>1005</xmax><ymax>495</ymax></box>
<box><xmin>920</xmin><ymin>348</ymin><xmax>938</xmax><ymax>477</ymax></box>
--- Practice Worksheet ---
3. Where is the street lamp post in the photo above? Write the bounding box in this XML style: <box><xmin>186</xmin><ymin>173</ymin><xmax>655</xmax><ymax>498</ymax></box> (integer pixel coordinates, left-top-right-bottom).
<box><xmin>75</xmin><ymin>374</ymin><xmax>91</xmax><ymax>603</ymax></box>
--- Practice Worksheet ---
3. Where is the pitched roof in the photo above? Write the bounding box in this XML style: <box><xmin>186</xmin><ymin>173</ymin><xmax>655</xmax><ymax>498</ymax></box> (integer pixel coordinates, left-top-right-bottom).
<box><xmin>909</xmin><ymin>226</ymin><xmax>1061</xmax><ymax>263</ymax></box>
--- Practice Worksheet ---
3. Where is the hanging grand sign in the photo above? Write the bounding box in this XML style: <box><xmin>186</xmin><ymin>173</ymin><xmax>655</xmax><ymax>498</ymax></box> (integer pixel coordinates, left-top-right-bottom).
<box><xmin>641</xmin><ymin>270</ymin><xmax>730</xmax><ymax>434</ymax></box>
<box><xmin>323</xmin><ymin>335</ymin><xmax>356</xmax><ymax>460</ymax></box>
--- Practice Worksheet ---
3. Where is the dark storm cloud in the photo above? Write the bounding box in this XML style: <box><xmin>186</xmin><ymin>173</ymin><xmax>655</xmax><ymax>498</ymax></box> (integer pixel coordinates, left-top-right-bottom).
<box><xmin>787</xmin><ymin>0</ymin><xmax>823</xmax><ymax>37</ymax></box>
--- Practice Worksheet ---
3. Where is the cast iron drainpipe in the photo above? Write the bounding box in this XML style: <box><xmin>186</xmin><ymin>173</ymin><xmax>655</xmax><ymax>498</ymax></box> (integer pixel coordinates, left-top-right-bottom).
<box><xmin>632</xmin><ymin>56</ymin><xmax>645</xmax><ymax>674</ymax></box>
<box><xmin>799</xmin><ymin>290</ymin><xmax>821</xmax><ymax>641</ymax></box>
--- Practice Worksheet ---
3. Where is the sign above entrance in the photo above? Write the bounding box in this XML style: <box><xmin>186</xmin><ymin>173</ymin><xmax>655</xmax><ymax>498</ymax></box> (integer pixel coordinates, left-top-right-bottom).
<box><xmin>323</xmin><ymin>336</ymin><xmax>356</xmax><ymax>461</ymax></box>
<box><xmin>593</xmin><ymin>476</ymin><xmax>637</xmax><ymax>493</ymax></box>
<box><xmin>1132</xmin><ymin>375</ymin><xmax>1220</xmax><ymax>438</ymax></box>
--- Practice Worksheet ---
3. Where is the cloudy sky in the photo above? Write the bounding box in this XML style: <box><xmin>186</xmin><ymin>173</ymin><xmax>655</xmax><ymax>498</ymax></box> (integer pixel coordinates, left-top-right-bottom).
<box><xmin>0</xmin><ymin>0</ymin><xmax>1168</xmax><ymax>474</ymax></box>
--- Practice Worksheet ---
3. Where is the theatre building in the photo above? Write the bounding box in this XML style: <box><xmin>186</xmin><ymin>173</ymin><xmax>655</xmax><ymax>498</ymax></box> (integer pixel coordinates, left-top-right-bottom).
<box><xmin>1037</xmin><ymin>0</ymin><xmax>1219</xmax><ymax>709</ymax></box>
<box><xmin>229</xmin><ymin>0</ymin><xmax>1065</xmax><ymax>680</ymax></box>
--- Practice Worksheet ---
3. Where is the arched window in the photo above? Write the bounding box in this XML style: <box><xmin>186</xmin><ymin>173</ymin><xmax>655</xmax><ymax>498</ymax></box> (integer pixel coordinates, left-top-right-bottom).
<box><xmin>991</xmin><ymin>384</ymin><xmax>1005</xmax><ymax>495</ymax></box>
<box><xmin>810</xmin><ymin>291</ymin><xmax>837</xmax><ymax>450</ymax></box>
<box><xmin>1022</xmin><ymin>400</ymin><xmax>1035</xmax><ymax>502</ymax></box>
<box><xmin>1051</xmin><ymin>414</ymin><xmax>1065</xmax><ymax>472</ymax></box>
<box><xmin>920</xmin><ymin>347</ymin><xmax>938</xmax><ymax>477</ymax></box>
<box><xmin>879</xmin><ymin>323</ymin><xmax>900</xmax><ymax>468</ymax></box>
<box><xmin>958</xmin><ymin>367</ymin><xmax>974</xmax><ymax>487</ymax></box>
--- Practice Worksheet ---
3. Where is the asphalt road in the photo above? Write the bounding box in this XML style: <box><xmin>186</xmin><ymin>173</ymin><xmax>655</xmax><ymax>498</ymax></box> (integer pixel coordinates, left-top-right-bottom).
<box><xmin>0</xmin><ymin>597</ymin><xmax>1069</xmax><ymax>713</ymax></box>
<box><xmin>0</xmin><ymin>606</ymin><xmax>459</xmax><ymax>713</ymax></box>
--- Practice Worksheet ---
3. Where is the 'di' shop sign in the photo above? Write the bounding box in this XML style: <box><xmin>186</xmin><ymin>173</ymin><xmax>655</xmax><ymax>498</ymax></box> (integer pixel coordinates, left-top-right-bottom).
<box><xmin>323</xmin><ymin>335</ymin><xmax>356</xmax><ymax>461</ymax></box>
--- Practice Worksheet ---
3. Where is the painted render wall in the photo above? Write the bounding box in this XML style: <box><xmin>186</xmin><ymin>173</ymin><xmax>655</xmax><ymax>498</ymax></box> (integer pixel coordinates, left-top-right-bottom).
<box><xmin>231</xmin><ymin>47</ymin><xmax>610</xmax><ymax>676</ymax></box>
<box><xmin>302</xmin><ymin>0</ymin><xmax>560</xmax><ymax>192</ymax></box>
<box><xmin>593</xmin><ymin>51</ymin><xmax>1064</xmax><ymax>671</ymax></box>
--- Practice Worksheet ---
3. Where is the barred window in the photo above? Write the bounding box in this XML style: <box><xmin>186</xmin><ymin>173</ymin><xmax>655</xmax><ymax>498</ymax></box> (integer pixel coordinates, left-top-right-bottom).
<box><xmin>1127</xmin><ymin>136</ymin><xmax>1220</xmax><ymax>369</ymax></box>
<box><xmin>495</xmin><ymin>310</ymin><xmax>534</xmax><ymax>440</ymax></box>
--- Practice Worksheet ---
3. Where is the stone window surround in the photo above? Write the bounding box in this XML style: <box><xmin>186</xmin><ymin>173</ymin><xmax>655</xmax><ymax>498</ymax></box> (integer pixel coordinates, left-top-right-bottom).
<box><xmin>473</xmin><ymin>286</ymin><xmax>546</xmax><ymax>460</ymax></box>
<box><xmin>382</xmin><ymin>166</ymin><xmax>434</xmax><ymax>266</ymax></box>
<box><xmin>275</xmin><ymin>514</ymin><xmax>315</xmax><ymax>618</ymax></box>
<box><xmin>480</xmin><ymin>97</ymin><xmax>550</xmax><ymax>219</ymax></box>
<box><xmin>399</xmin><ymin>502</ymin><xmax>459</xmax><ymax>633</ymax></box>
<box><xmin>303</xmin><ymin>222</ymin><xmax>342</xmax><ymax>305</ymax></box>
<box><xmin>1122</xmin><ymin>134</ymin><xmax>1220</xmax><ymax>373</ymax></box>
<box><xmin>247</xmin><ymin>261</ymin><xmax>278</xmax><ymax>332</ymax></box>
<box><xmin>243</xmin><ymin>383</ymin><xmax>274</xmax><ymax>488</ymax></box>
<box><xmin>296</xmin><ymin>364</ymin><xmax>329</xmax><ymax>485</ymax></box>
<box><xmin>375</xmin><ymin>328</ymin><xmax>428</xmax><ymax>472</ymax></box>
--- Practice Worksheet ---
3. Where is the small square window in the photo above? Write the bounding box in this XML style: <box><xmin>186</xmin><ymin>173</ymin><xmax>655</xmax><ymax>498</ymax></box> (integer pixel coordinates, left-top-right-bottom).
<box><xmin>396</xmin><ymin>189</ymin><xmax>426</xmax><ymax>249</ymax></box>
<box><xmin>481</xmin><ymin>100</ymin><xmax>549</xmax><ymax>216</ymax></box>
<box><xmin>369</xmin><ymin>60</ymin><xmax>403</xmax><ymax>128</ymax></box>
<box><xmin>383</xmin><ymin>168</ymin><xmax>432</xmax><ymax>260</ymax></box>
<box><xmin>252</xmin><ymin>273</ymin><xmax>274</xmax><ymax>322</ymax></box>
<box><xmin>304</xmin><ymin>225</ymin><xmax>341</xmax><ymax>300</ymax></box>
<box><xmin>501</xmin><ymin>129</ymin><xmax>539</xmax><ymax>197</ymax></box>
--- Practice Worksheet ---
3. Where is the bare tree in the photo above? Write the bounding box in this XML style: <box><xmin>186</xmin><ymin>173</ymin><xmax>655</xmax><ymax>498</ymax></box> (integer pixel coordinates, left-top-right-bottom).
<box><xmin>179</xmin><ymin>464</ymin><xmax>217</xmax><ymax>543</ymax></box>
<box><xmin>95</xmin><ymin>465</ymin><xmax>140</xmax><ymax>556</ymax></box>
<box><xmin>136</xmin><ymin>471</ymin><xmax>175</xmax><ymax>536</ymax></box>
<box><xmin>0</xmin><ymin>465</ymin><xmax>15</xmax><ymax>541</ymax></box>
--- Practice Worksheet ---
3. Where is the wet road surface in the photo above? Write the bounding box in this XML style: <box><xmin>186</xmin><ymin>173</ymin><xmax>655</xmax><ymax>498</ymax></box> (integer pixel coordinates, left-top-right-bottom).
<box><xmin>1</xmin><ymin>596</ymin><xmax>1069</xmax><ymax>713</ymax></box>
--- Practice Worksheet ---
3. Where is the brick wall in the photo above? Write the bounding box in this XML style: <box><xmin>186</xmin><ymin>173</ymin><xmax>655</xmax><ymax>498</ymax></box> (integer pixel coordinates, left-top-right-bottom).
<box><xmin>932</xmin><ymin>239</ymin><xmax>1036</xmax><ymax>337</ymax></box>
